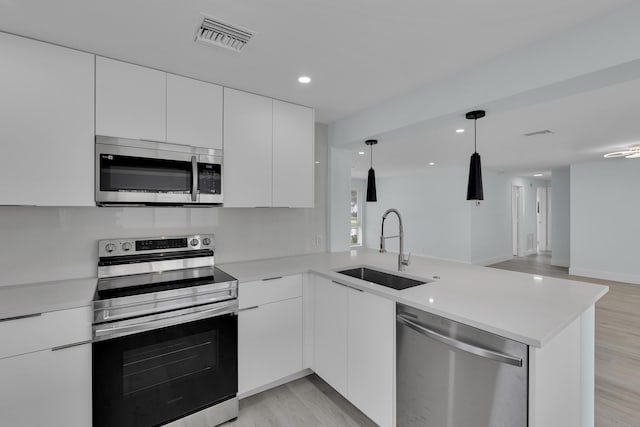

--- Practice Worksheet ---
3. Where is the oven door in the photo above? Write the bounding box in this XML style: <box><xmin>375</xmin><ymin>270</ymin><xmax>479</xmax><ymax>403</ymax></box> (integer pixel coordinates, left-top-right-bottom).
<box><xmin>92</xmin><ymin>308</ymin><xmax>237</xmax><ymax>427</ymax></box>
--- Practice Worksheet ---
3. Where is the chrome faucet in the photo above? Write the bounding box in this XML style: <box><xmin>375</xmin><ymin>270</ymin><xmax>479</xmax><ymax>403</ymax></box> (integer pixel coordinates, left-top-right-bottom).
<box><xmin>380</xmin><ymin>208</ymin><xmax>410</xmax><ymax>271</ymax></box>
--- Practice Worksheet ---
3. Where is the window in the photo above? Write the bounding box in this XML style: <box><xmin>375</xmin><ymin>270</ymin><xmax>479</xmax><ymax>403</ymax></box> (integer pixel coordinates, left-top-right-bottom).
<box><xmin>350</xmin><ymin>190</ymin><xmax>362</xmax><ymax>246</ymax></box>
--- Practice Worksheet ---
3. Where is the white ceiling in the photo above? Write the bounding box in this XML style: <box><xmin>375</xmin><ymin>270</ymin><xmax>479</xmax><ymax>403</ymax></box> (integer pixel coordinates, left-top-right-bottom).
<box><xmin>351</xmin><ymin>77</ymin><xmax>640</xmax><ymax>178</ymax></box>
<box><xmin>0</xmin><ymin>0</ymin><xmax>631</xmax><ymax>123</ymax></box>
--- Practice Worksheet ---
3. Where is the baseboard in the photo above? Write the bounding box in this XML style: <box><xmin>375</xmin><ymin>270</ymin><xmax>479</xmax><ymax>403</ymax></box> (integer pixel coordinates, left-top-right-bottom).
<box><xmin>551</xmin><ymin>257</ymin><xmax>570</xmax><ymax>268</ymax></box>
<box><xmin>569</xmin><ymin>267</ymin><xmax>640</xmax><ymax>285</ymax></box>
<box><xmin>238</xmin><ymin>368</ymin><xmax>313</xmax><ymax>399</ymax></box>
<box><xmin>473</xmin><ymin>255</ymin><xmax>513</xmax><ymax>266</ymax></box>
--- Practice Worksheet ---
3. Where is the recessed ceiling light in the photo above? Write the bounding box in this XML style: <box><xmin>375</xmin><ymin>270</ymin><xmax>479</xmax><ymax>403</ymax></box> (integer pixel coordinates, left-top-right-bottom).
<box><xmin>533</xmin><ymin>173</ymin><xmax>543</xmax><ymax>177</ymax></box>
<box><xmin>315</xmin><ymin>161</ymin><xmax>320</xmax><ymax>164</ymax></box>
<box><xmin>456</xmin><ymin>129</ymin><xmax>465</xmax><ymax>133</ymax></box>
<box><xmin>533</xmin><ymin>275</ymin><xmax>544</xmax><ymax>281</ymax></box>
<box><xmin>358</xmin><ymin>151</ymin><xmax>365</xmax><ymax>155</ymax></box>
<box><xmin>298</xmin><ymin>76</ymin><xmax>311</xmax><ymax>84</ymax></box>
<box><xmin>428</xmin><ymin>162</ymin><xmax>436</xmax><ymax>166</ymax></box>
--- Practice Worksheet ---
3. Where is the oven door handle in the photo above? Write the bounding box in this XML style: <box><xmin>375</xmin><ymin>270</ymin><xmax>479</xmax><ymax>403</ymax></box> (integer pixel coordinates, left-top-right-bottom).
<box><xmin>94</xmin><ymin>302</ymin><xmax>236</xmax><ymax>341</ymax></box>
<box><xmin>191</xmin><ymin>155</ymin><xmax>198</xmax><ymax>202</ymax></box>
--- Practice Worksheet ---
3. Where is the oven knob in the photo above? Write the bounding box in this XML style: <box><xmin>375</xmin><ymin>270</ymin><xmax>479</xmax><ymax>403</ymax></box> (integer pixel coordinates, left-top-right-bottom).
<box><xmin>105</xmin><ymin>243</ymin><xmax>116</xmax><ymax>253</ymax></box>
<box><xmin>202</xmin><ymin>237</ymin><xmax>211</xmax><ymax>246</ymax></box>
<box><xmin>190</xmin><ymin>238</ymin><xmax>199</xmax><ymax>247</ymax></box>
<box><xmin>122</xmin><ymin>242</ymin><xmax>132</xmax><ymax>252</ymax></box>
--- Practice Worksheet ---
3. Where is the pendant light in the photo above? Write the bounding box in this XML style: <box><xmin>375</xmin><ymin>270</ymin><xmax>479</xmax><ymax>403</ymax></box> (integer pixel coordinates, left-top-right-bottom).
<box><xmin>365</xmin><ymin>139</ymin><xmax>378</xmax><ymax>202</ymax></box>
<box><xmin>466</xmin><ymin>110</ymin><xmax>486</xmax><ymax>201</ymax></box>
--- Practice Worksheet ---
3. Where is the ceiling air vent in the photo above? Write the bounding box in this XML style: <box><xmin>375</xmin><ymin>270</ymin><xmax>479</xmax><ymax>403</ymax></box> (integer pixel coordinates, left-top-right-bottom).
<box><xmin>524</xmin><ymin>129</ymin><xmax>554</xmax><ymax>137</ymax></box>
<box><xmin>195</xmin><ymin>15</ymin><xmax>254</xmax><ymax>52</ymax></box>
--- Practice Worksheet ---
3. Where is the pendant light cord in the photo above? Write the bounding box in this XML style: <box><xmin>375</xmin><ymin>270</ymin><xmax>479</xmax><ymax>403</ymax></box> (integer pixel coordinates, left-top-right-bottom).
<box><xmin>474</xmin><ymin>119</ymin><xmax>477</xmax><ymax>153</ymax></box>
<box><xmin>370</xmin><ymin>144</ymin><xmax>373</xmax><ymax>168</ymax></box>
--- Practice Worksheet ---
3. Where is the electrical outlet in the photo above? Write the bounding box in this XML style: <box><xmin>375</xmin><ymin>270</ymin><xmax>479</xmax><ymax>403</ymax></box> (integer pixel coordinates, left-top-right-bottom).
<box><xmin>315</xmin><ymin>234</ymin><xmax>322</xmax><ymax>248</ymax></box>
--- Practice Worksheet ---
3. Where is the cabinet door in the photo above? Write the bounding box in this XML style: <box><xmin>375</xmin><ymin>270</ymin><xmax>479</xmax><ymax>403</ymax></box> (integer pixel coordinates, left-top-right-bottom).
<box><xmin>0</xmin><ymin>32</ymin><xmax>94</xmax><ymax>206</ymax></box>
<box><xmin>348</xmin><ymin>290</ymin><xmax>395</xmax><ymax>427</ymax></box>
<box><xmin>272</xmin><ymin>100</ymin><xmax>314</xmax><ymax>207</ymax></box>
<box><xmin>238</xmin><ymin>298</ymin><xmax>303</xmax><ymax>394</ymax></box>
<box><xmin>96</xmin><ymin>56</ymin><xmax>166</xmax><ymax>141</ymax></box>
<box><xmin>313</xmin><ymin>276</ymin><xmax>348</xmax><ymax>396</ymax></box>
<box><xmin>223</xmin><ymin>88</ymin><xmax>273</xmax><ymax>207</ymax></box>
<box><xmin>0</xmin><ymin>344</ymin><xmax>91</xmax><ymax>427</ymax></box>
<box><xmin>166</xmin><ymin>74</ymin><xmax>223</xmax><ymax>149</ymax></box>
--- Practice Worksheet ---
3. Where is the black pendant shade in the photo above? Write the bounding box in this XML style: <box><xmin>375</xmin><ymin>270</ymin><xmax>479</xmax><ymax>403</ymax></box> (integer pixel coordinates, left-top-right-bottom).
<box><xmin>366</xmin><ymin>167</ymin><xmax>377</xmax><ymax>202</ymax></box>
<box><xmin>365</xmin><ymin>139</ymin><xmax>378</xmax><ymax>202</ymax></box>
<box><xmin>465</xmin><ymin>110</ymin><xmax>486</xmax><ymax>201</ymax></box>
<box><xmin>467</xmin><ymin>152</ymin><xmax>484</xmax><ymax>200</ymax></box>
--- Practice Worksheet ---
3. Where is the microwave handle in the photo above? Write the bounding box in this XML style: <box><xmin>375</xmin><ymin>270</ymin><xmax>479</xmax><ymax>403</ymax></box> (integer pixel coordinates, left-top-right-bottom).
<box><xmin>191</xmin><ymin>156</ymin><xmax>198</xmax><ymax>202</ymax></box>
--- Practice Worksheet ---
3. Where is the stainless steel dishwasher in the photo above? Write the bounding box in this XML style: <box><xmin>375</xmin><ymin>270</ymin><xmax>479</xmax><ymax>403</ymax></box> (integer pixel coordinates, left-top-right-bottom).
<box><xmin>396</xmin><ymin>303</ymin><xmax>528</xmax><ymax>427</ymax></box>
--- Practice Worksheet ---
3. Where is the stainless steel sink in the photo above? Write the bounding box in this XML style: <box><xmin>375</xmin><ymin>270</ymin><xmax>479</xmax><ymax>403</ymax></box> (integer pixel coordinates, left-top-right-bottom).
<box><xmin>336</xmin><ymin>266</ymin><xmax>430</xmax><ymax>290</ymax></box>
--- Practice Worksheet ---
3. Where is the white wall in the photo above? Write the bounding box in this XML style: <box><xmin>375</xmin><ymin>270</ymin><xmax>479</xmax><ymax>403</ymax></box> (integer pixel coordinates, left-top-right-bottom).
<box><xmin>363</xmin><ymin>167</ymin><xmax>471</xmax><ymax>263</ymax></box>
<box><xmin>328</xmin><ymin>144</ymin><xmax>352</xmax><ymax>252</ymax></box>
<box><xmin>470</xmin><ymin>171</ymin><xmax>513</xmax><ymax>265</ymax></box>
<box><xmin>570</xmin><ymin>160</ymin><xmax>640</xmax><ymax>284</ymax></box>
<box><xmin>0</xmin><ymin>124</ymin><xmax>328</xmax><ymax>287</ymax></box>
<box><xmin>551</xmin><ymin>167</ymin><xmax>571</xmax><ymax>267</ymax></box>
<box><xmin>361</xmin><ymin>167</ymin><xmax>511</xmax><ymax>264</ymax></box>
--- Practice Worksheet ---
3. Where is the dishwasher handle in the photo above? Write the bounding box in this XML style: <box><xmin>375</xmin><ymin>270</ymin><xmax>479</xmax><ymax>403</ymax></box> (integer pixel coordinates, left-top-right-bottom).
<box><xmin>397</xmin><ymin>314</ymin><xmax>523</xmax><ymax>367</ymax></box>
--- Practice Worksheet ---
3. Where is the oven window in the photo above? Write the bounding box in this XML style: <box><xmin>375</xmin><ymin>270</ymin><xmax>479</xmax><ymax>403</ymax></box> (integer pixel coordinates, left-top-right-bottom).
<box><xmin>100</xmin><ymin>154</ymin><xmax>192</xmax><ymax>193</ymax></box>
<box><xmin>122</xmin><ymin>331</ymin><xmax>218</xmax><ymax>397</ymax></box>
<box><xmin>93</xmin><ymin>314</ymin><xmax>237</xmax><ymax>427</ymax></box>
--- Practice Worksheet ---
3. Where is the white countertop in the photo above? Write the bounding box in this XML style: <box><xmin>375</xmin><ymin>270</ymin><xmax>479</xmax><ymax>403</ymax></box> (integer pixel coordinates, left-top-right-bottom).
<box><xmin>0</xmin><ymin>249</ymin><xmax>607</xmax><ymax>348</ymax></box>
<box><xmin>0</xmin><ymin>277</ymin><xmax>96</xmax><ymax>320</ymax></box>
<box><xmin>220</xmin><ymin>249</ymin><xmax>608</xmax><ymax>347</ymax></box>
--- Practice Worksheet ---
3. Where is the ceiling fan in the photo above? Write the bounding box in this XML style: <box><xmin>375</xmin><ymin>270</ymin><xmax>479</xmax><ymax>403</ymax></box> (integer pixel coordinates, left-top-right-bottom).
<box><xmin>604</xmin><ymin>144</ymin><xmax>640</xmax><ymax>159</ymax></box>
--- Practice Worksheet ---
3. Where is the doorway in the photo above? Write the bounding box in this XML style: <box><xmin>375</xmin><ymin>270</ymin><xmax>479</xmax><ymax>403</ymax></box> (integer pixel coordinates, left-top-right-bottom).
<box><xmin>536</xmin><ymin>187</ymin><xmax>550</xmax><ymax>252</ymax></box>
<box><xmin>511</xmin><ymin>185</ymin><xmax>523</xmax><ymax>256</ymax></box>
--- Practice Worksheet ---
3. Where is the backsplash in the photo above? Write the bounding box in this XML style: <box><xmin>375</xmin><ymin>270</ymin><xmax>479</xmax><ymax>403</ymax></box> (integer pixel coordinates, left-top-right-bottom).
<box><xmin>0</xmin><ymin>124</ymin><xmax>328</xmax><ymax>287</ymax></box>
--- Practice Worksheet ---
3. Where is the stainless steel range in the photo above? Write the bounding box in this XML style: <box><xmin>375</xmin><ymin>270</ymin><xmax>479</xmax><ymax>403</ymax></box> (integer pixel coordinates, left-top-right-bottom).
<box><xmin>92</xmin><ymin>234</ymin><xmax>238</xmax><ymax>427</ymax></box>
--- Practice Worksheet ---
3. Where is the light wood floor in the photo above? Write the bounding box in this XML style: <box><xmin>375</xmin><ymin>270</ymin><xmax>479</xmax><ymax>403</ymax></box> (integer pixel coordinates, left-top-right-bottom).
<box><xmin>222</xmin><ymin>374</ymin><xmax>376</xmax><ymax>427</ymax></box>
<box><xmin>490</xmin><ymin>254</ymin><xmax>640</xmax><ymax>427</ymax></box>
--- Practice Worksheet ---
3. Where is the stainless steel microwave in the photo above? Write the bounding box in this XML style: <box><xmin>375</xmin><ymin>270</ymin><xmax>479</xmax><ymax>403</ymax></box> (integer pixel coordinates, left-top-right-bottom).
<box><xmin>95</xmin><ymin>136</ymin><xmax>223</xmax><ymax>206</ymax></box>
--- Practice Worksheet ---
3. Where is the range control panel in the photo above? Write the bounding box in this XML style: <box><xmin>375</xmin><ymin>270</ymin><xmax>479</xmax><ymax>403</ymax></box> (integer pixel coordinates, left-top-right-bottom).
<box><xmin>99</xmin><ymin>234</ymin><xmax>214</xmax><ymax>257</ymax></box>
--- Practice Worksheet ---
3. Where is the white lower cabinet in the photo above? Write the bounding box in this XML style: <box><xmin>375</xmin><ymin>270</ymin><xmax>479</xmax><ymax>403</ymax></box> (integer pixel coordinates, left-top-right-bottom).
<box><xmin>238</xmin><ymin>298</ymin><xmax>303</xmax><ymax>394</ymax></box>
<box><xmin>0</xmin><ymin>343</ymin><xmax>91</xmax><ymax>427</ymax></box>
<box><xmin>313</xmin><ymin>277</ymin><xmax>349</xmax><ymax>396</ymax></box>
<box><xmin>313</xmin><ymin>275</ymin><xmax>395</xmax><ymax>427</ymax></box>
<box><xmin>238</xmin><ymin>275</ymin><xmax>303</xmax><ymax>395</ymax></box>
<box><xmin>348</xmin><ymin>288</ymin><xmax>395</xmax><ymax>427</ymax></box>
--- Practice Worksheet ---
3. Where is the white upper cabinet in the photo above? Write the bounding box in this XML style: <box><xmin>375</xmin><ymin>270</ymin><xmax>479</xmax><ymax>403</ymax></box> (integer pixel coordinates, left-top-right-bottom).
<box><xmin>0</xmin><ymin>32</ymin><xmax>94</xmax><ymax>206</ymax></box>
<box><xmin>166</xmin><ymin>74</ymin><xmax>223</xmax><ymax>149</ymax></box>
<box><xmin>273</xmin><ymin>100</ymin><xmax>314</xmax><ymax>208</ymax></box>
<box><xmin>223</xmin><ymin>88</ymin><xmax>273</xmax><ymax>207</ymax></box>
<box><xmin>96</xmin><ymin>56</ymin><xmax>166</xmax><ymax>142</ymax></box>
<box><xmin>224</xmin><ymin>88</ymin><xmax>314</xmax><ymax>208</ymax></box>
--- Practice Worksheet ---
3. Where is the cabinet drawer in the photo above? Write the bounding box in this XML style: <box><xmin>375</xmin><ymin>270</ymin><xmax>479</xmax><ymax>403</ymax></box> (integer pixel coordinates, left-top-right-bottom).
<box><xmin>0</xmin><ymin>306</ymin><xmax>92</xmax><ymax>359</ymax></box>
<box><xmin>239</xmin><ymin>275</ymin><xmax>302</xmax><ymax>308</ymax></box>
